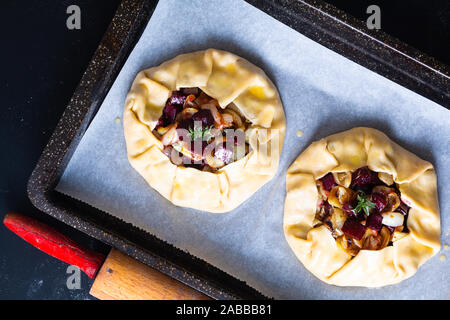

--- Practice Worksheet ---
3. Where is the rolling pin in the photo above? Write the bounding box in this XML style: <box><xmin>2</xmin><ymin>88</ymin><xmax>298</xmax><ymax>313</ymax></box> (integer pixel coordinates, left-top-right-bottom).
<box><xmin>3</xmin><ymin>211</ymin><xmax>209</xmax><ymax>300</ymax></box>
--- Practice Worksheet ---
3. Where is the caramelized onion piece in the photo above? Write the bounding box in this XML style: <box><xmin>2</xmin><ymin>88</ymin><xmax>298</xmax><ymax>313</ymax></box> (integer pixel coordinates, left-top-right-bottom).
<box><xmin>161</xmin><ymin>124</ymin><xmax>179</xmax><ymax>146</ymax></box>
<box><xmin>156</xmin><ymin>125</ymin><xmax>170</xmax><ymax>136</ymax></box>
<box><xmin>330</xmin><ymin>208</ymin><xmax>347</xmax><ymax>236</ymax></box>
<box><xmin>181</xmin><ymin>107</ymin><xmax>199</xmax><ymax>118</ymax></box>
<box><xmin>378</xmin><ymin>172</ymin><xmax>394</xmax><ymax>186</ymax></box>
<box><xmin>169</xmin><ymin>147</ymin><xmax>183</xmax><ymax>165</ymax></box>
<box><xmin>359</xmin><ymin>226</ymin><xmax>390</xmax><ymax>251</ymax></box>
<box><xmin>172</xmin><ymin>141</ymin><xmax>203</xmax><ymax>162</ymax></box>
<box><xmin>379</xmin><ymin>226</ymin><xmax>391</xmax><ymax>248</ymax></box>
<box><xmin>316</xmin><ymin>201</ymin><xmax>332</xmax><ymax>221</ymax></box>
<box><xmin>381</xmin><ymin>211</ymin><xmax>404</xmax><ymax>227</ymax></box>
<box><xmin>203</xmin><ymin>141</ymin><xmax>225</xmax><ymax>169</ymax></box>
<box><xmin>372</xmin><ymin>185</ymin><xmax>395</xmax><ymax>195</ymax></box>
<box><xmin>360</xmin><ymin>228</ymin><xmax>381</xmax><ymax>250</ymax></box>
<box><xmin>222</xmin><ymin>109</ymin><xmax>243</xmax><ymax>128</ymax></box>
<box><xmin>184</xmin><ymin>94</ymin><xmax>196</xmax><ymax>104</ymax></box>
<box><xmin>328</xmin><ymin>186</ymin><xmax>355</xmax><ymax>209</ymax></box>
<box><xmin>385</xmin><ymin>192</ymin><xmax>401</xmax><ymax>212</ymax></box>
<box><xmin>336</xmin><ymin>235</ymin><xmax>360</xmax><ymax>256</ymax></box>
<box><xmin>221</xmin><ymin>113</ymin><xmax>234</xmax><ymax>128</ymax></box>
<box><xmin>205</xmin><ymin>151</ymin><xmax>225</xmax><ymax>169</ymax></box>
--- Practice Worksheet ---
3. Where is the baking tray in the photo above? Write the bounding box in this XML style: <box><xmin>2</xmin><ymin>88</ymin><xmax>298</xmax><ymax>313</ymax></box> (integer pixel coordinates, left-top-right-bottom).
<box><xmin>27</xmin><ymin>0</ymin><xmax>450</xmax><ymax>300</ymax></box>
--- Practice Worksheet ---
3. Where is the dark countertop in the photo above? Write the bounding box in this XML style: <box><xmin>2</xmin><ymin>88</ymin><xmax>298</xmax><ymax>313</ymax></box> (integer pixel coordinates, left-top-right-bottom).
<box><xmin>0</xmin><ymin>0</ymin><xmax>121</xmax><ymax>300</ymax></box>
<box><xmin>0</xmin><ymin>0</ymin><xmax>448</xmax><ymax>300</ymax></box>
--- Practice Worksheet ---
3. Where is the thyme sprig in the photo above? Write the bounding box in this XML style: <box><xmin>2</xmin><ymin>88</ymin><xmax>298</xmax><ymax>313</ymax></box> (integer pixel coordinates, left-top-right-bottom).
<box><xmin>188</xmin><ymin>125</ymin><xmax>214</xmax><ymax>142</ymax></box>
<box><xmin>352</xmin><ymin>190</ymin><xmax>376</xmax><ymax>216</ymax></box>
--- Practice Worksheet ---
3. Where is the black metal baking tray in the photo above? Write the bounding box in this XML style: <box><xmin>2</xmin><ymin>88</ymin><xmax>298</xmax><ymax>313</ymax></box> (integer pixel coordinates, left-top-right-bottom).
<box><xmin>27</xmin><ymin>0</ymin><xmax>450</xmax><ymax>300</ymax></box>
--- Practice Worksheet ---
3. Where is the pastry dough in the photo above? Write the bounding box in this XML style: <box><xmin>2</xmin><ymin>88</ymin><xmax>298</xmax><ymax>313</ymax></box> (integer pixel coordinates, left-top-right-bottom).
<box><xmin>284</xmin><ymin>127</ymin><xmax>441</xmax><ymax>287</ymax></box>
<box><xmin>124</xmin><ymin>49</ymin><xmax>286</xmax><ymax>213</ymax></box>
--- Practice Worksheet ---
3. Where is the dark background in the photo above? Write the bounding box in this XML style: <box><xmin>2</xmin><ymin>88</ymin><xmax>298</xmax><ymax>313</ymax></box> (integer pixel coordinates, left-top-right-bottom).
<box><xmin>0</xmin><ymin>0</ymin><xmax>449</xmax><ymax>300</ymax></box>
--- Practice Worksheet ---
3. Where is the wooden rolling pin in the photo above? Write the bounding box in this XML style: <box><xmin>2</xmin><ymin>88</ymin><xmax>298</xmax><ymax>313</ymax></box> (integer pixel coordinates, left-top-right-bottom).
<box><xmin>90</xmin><ymin>248</ymin><xmax>209</xmax><ymax>300</ymax></box>
<box><xmin>3</xmin><ymin>211</ymin><xmax>209</xmax><ymax>300</ymax></box>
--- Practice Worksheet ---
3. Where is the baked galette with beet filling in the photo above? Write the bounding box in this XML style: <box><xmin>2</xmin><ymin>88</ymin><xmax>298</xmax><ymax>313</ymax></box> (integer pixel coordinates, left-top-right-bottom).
<box><xmin>124</xmin><ymin>49</ymin><xmax>286</xmax><ymax>213</ymax></box>
<box><xmin>284</xmin><ymin>127</ymin><xmax>441</xmax><ymax>287</ymax></box>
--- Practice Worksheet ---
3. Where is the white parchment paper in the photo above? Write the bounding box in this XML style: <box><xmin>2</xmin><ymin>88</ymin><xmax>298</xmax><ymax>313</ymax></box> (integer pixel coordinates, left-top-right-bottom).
<box><xmin>56</xmin><ymin>0</ymin><xmax>450</xmax><ymax>299</ymax></box>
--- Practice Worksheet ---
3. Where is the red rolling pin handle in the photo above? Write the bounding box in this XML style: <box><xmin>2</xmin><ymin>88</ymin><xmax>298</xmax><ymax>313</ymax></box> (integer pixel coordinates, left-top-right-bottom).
<box><xmin>3</xmin><ymin>211</ymin><xmax>105</xmax><ymax>278</ymax></box>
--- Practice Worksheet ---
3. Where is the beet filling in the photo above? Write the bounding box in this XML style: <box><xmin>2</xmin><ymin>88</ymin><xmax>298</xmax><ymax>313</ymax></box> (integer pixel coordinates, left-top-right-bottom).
<box><xmin>153</xmin><ymin>88</ymin><xmax>250</xmax><ymax>171</ymax></box>
<box><xmin>314</xmin><ymin>166</ymin><xmax>410</xmax><ymax>257</ymax></box>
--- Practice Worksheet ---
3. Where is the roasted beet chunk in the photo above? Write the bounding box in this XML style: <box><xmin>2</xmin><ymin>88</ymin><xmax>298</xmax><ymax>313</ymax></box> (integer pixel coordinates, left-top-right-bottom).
<box><xmin>183</xmin><ymin>161</ymin><xmax>205</xmax><ymax>170</ymax></box>
<box><xmin>159</xmin><ymin>102</ymin><xmax>182</xmax><ymax>126</ymax></box>
<box><xmin>192</xmin><ymin>109</ymin><xmax>215</xmax><ymax>127</ymax></box>
<box><xmin>323</xmin><ymin>201</ymin><xmax>333</xmax><ymax>216</ymax></box>
<box><xmin>366</xmin><ymin>213</ymin><xmax>383</xmax><ymax>232</ymax></box>
<box><xmin>371</xmin><ymin>192</ymin><xmax>387</xmax><ymax>212</ymax></box>
<box><xmin>156</xmin><ymin>117</ymin><xmax>164</xmax><ymax>128</ymax></box>
<box><xmin>320</xmin><ymin>173</ymin><xmax>337</xmax><ymax>191</ymax></box>
<box><xmin>180</xmin><ymin>87</ymin><xmax>199</xmax><ymax>95</ymax></box>
<box><xmin>177</xmin><ymin>118</ymin><xmax>194</xmax><ymax>131</ymax></box>
<box><xmin>342</xmin><ymin>219</ymin><xmax>366</xmax><ymax>240</ymax></box>
<box><xmin>395</xmin><ymin>201</ymin><xmax>410</xmax><ymax>215</ymax></box>
<box><xmin>166</xmin><ymin>103</ymin><xmax>182</xmax><ymax>123</ymax></box>
<box><xmin>351</xmin><ymin>166</ymin><xmax>379</xmax><ymax>191</ymax></box>
<box><xmin>342</xmin><ymin>198</ymin><xmax>361</xmax><ymax>218</ymax></box>
<box><xmin>169</xmin><ymin>91</ymin><xmax>187</xmax><ymax>105</ymax></box>
<box><xmin>342</xmin><ymin>202</ymin><xmax>355</xmax><ymax>214</ymax></box>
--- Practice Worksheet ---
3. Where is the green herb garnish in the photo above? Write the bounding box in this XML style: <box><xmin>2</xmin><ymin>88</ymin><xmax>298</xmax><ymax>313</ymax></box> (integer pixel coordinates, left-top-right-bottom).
<box><xmin>352</xmin><ymin>190</ymin><xmax>376</xmax><ymax>216</ymax></box>
<box><xmin>188</xmin><ymin>125</ymin><xmax>214</xmax><ymax>142</ymax></box>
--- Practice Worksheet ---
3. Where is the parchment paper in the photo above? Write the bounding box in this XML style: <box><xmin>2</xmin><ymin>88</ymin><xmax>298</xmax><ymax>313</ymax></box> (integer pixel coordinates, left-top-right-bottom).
<box><xmin>56</xmin><ymin>0</ymin><xmax>450</xmax><ymax>299</ymax></box>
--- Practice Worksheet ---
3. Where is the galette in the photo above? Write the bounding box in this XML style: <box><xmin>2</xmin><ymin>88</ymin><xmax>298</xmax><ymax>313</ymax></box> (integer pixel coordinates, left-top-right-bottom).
<box><xmin>284</xmin><ymin>127</ymin><xmax>441</xmax><ymax>287</ymax></box>
<box><xmin>124</xmin><ymin>49</ymin><xmax>286</xmax><ymax>213</ymax></box>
